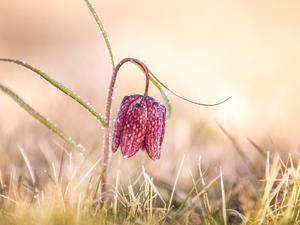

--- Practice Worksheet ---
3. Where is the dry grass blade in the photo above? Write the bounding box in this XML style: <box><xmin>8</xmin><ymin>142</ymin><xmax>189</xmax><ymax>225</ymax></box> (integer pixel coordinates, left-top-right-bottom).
<box><xmin>70</xmin><ymin>157</ymin><xmax>102</xmax><ymax>194</ymax></box>
<box><xmin>199</xmin><ymin>155</ymin><xmax>211</xmax><ymax>214</ymax></box>
<box><xmin>171</xmin><ymin>166</ymin><xmax>210</xmax><ymax>222</ymax></box>
<box><xmin>168</xmin><ymin>154</ymin><xmax>185</xmax><ymax>210</ymax></box>
<box><xmin>144</xmin><ymin>172</ymin><xmax>166</xmax><ymax>205</ymax></box>
<box><xmin>77</xmin><ymin>192</ymin><xmax>82</xmax><ymax>224</ymax></box>
<box><xmin>17</xmin><ymin>144</ymin><xmax>36</xmax><ymax>188</ymax></box>
<box><xmin>220</xmin><ymin>164</ymin><xmax>227</xmax><ymax>225</ymax></box>
<box><xmin>0</xmin><ymin>194</ymin><xmax>18</xmax><ymax>205</ymax></box>
<box><xmin>257</xmin><ymin>154</ymin><xmax>281</xmax><ymax>225</ymax></box>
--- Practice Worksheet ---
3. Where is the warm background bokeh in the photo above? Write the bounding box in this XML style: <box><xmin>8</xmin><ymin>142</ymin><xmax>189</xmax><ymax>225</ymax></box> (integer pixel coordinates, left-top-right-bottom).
<box><xmin>1</xmin><ymin>0</ymin><xmax>300</xmax><ymax>206</ymax></box>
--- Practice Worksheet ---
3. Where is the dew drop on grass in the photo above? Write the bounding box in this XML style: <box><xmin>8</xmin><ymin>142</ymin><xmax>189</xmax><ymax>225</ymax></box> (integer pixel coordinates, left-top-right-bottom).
<box><xmin>101</xmin><ymin>126</ymin><xmax>105</xmax><ymax>130</ymax></box>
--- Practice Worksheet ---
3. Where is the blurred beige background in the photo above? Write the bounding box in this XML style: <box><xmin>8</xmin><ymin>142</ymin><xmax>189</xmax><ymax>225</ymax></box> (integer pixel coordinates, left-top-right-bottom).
<box><xmin>1</xmin><ymin>0</ymin><xmax>300</xmax><ymax>190</ymax></box>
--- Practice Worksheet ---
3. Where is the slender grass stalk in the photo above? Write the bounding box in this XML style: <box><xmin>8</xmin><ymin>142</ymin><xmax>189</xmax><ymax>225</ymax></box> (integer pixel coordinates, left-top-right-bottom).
<box><xmin>247</xmin><ymin>137</ymin><xmax>267</xmax><ymax>159</ymax></box>
<box><xmin>93</xmin><ymin>164</ymin><xmax>107</xmax><ymax>200</ymax></box>
<box><xmin>220</xmin><ymin>165</ymin><xmax>227</xmax><ymax>225</ymax></box>
<box><xmin>45</xmin><ymin>170</ymin><xmax>57</xmax><ymax>186</ymax></box>
<box><xmin>70</xmin><ymin>157</ymin><xmax>103</xmax><ymax>194</ymax></box>
<box><xmin>0</xmin><ymin>84</ymin><xmax>101</xmax><ymax>171</ymax></box>
<box><xmin>168</xmin><ymin>154</ymin><xmax>186</xmax><ymax>210</ymax></box>
<box><xmin>216</xmin><ymin>121</ymin><xmax>258</xmax><ymax>174</ymax></box>
<box><xmin>17</xmin><ymin>144</ymin><xmax>36</xmax><ymax>188</ymax></box>
<box><xmin>199</xmin><ymin>156</ymin><xmax>211</xmax><ymax>214</ymax></box>
<box><xmin>0</xmin><ymin>194</ymin><xmax>18</xmax><ymax>205</ymax></box>
<box><xmin>171</xmin><ymin>166</ymin><xmax>210</xmax><ymax>222</ymax></box>
<box><xmin>77</xmin><ymin>192</ymin><xmax>82</xmax><ymax>224</ymax></box>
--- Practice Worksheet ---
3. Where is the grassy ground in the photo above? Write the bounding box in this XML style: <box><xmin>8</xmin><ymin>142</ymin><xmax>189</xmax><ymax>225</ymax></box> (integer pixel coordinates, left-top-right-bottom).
<box><xmin>0</xmin><ymin>130</ymin><xmax>299</xmax><ymax>225</ymax></box>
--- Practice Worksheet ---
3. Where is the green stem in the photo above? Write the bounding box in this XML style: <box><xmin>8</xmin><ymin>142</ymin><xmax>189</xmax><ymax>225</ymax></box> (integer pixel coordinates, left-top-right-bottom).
<box><xmin>84</xmin><ymin>0</ymin><xmax>116</xmax><ymax>200</ymax></box>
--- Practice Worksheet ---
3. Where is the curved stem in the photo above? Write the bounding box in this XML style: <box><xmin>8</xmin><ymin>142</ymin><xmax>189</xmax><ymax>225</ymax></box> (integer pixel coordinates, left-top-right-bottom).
<box><xmin>101</xmin><ymin>57</ymin><xmax>149</xmax><ymax>198</ymax></box>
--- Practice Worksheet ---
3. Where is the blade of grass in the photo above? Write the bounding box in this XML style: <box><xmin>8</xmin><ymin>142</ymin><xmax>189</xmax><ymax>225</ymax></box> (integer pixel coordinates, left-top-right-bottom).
<box><xmin>171</xmin><ymin>166</ymin><xmax>210</xmax><ymax>222</ymax></box>
<box><xmin>77</xmin><ymin>192</ymin><xmax>82</xmax><ymax>224</ymax></box>
<box><xmin>20</xmin><ymin>183</ymin><xmax>37</xmax><ymax>194</ymax></box>
<box><xmin>0</xmin><ymin>84</ymin><xmax>101</xmax><ymax>171</ymax></box>
<box><xmin>0</xmin><ymin>194</ymin><xmax>18</xmax><ymax>205</ymax></box>
<box><xmin>247</xmin><ymin>137</ymin><xmax>267</xmax><ymax>159</ymax></box>
<box><xmin>220</xmin><ymin>164</ymin><xmax>227</xmax><ymax>225</ymax></box>
<box><xmin>199</xmin><ymin>155</ymin><xmax>211</xmax><ymax>214</ymax></box>
<box><xmin>0</xmin><ymin>59</ymin><xmax>107</xmax><ymax>127</ymax></box>
<box><xmin>70</xmin><ymin>157</ymin><xmax>102</xmax><ymax>194</ymax></box>
<box><xmin>216</xmin><ymin>121</ymin><xmax>257</xmax><ymax>174</ymax></box>
<box><xmin>168</xmin><ymin>154</ymin><xmax>186</xmax><ymax>210</ymax></box>
<box><xmin>17</xmin><ymin>144</ymin><xmax>36</xmax><ymax>188</ymax></box>
<box><xmin>45</xmin><ymin>170</ymin><xmax>57</xmax><ymax>186</ymax></box>
<box><xmin>188</xmin><ymin>169</ymin><xmax>208</xmax><ymax>224</ymax></box>
<box><xmin>93</xmin><ymin>164</ymin><xmax>107</xmax><ymax>200</ymax></box>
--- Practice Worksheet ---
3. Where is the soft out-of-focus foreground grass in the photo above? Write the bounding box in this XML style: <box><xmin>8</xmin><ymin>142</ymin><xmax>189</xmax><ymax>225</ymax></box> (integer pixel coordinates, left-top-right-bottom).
<box><xmin>1</xmin><ymin>1</ymin><xmax>300</xmax><ymax>224</ymax></box>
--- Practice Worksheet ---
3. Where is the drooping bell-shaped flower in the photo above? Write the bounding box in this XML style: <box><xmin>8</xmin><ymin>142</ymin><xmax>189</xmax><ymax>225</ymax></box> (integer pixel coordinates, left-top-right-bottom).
<box><xmin>112</xmin><ymin>94</ymin><xmax>166</xmax><ymax>161</ymax></box>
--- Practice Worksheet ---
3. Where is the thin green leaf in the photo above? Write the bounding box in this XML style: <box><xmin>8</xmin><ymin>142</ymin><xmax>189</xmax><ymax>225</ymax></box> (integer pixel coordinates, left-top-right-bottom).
<box><xmin>45</xmin><ymin>170</ymin><xmax>57</xmax><ymax>186</ymax></box>
<box><xmin>247</xmin><ymin>137</ymin><xmax>267</xmax><ymax>159</ymax></box>
<box><xmin>217</xmin><ymin>121</ymin><xmax>258</xmax><ymax>174</ymax></box>
<box><xmin>149</xmin><ymin>69</ymin><xmax>231</xmax><ymax>107</ymax></box>
<box><xmin>0</xmin><ymin>58</ymin><xmax>107</xmax><ymax>127</ymax></box>
<box><xmin>84</xmin><ymin>0</ymin><xmax>115</xmax><ymax>70</ymax></box>
<box><xmin>0</xmin><ymin>84</ymin><xmax>101</xmax><ymax>171</ymax></box>
<box><xmin>21</xmin><ymin>183</ymin><xmax>37</xmax><ymax>194</ymax></box>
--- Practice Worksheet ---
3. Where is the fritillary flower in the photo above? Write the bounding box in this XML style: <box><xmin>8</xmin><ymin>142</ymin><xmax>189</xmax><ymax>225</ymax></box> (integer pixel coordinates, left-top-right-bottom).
<box><xmin>112</xmin><ymin>94</ymin><xmax>166</xmax><ymax>161</ymax></box>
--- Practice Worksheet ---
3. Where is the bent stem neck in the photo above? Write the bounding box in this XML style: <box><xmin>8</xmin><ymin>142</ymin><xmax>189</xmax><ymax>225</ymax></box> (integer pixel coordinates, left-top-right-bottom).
<box><xmin>115</xmin><ymin>58</ymin><xmax>150</xmax><ymax>96</ymax></box>
<box><xmin>102</xmin><ymin>57</ymin><xmax>149</xmax><ymax>199</ymax></box>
